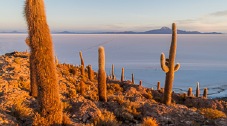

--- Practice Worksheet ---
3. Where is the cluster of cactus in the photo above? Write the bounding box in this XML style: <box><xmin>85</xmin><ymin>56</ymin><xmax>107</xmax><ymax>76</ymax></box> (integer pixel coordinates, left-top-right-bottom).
<box><xmin>24</xmin><ymin>0</ymin><xmax>62</xmax><ymax>124</ymax></box>
<box><xmin>98</xmin><ymin>46</ymin><xmax>107</xmax><ymax>102</ymax></box>
<box><xmin>160</xmin><ymin>23</ymin><xmax>180</xmax><ymax>105</ymax></box>
<box><xmin>187</xmin><ymin>82</ymin><xmax>208</xmax><ymax>98</ymax></box>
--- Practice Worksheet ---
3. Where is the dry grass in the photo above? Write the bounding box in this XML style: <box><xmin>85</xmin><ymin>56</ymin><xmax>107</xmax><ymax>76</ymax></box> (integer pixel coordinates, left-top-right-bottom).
<box><xmin>142</xmin><ymin>117</ymin><xmax>159</xmax><ymax>126</ymax></box>
<box><xmin>32</xmin><ymin>113</ymin><xmax>50</xmax><ymax>126</ymax></box>
<box><xmin>11</xmin><ymin>98</ymin><xmax>33</xmax><ymax>121</ymax></box>
<box><xmin>93</xmin><ymin>109</ymin><xmax>119</xmax><ymax>126</ymax></box>
<box><xmin>199</xmin><ymin>108</ymin><xmax>227</xmax><ymax>119</ymax></box>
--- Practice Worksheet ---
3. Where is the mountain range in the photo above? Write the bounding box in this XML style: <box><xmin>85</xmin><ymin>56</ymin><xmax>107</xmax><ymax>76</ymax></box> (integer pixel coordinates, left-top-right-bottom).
<box><xmin>56</xmin><ymin>27</ymin><xmax>222</xmax><ymax>34</ymax></box>
<box><xmin>0</xmin><ymin>27</ymin><xmax>222</xmax><ymax>34</ymax></box>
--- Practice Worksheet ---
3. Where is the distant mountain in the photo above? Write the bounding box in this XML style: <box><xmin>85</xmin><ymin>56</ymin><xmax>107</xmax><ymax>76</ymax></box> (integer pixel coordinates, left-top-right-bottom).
<box><xmin>100</xmin><ymin>27</ymin><xmax>222</xmax><ymax>34</ymax></box>
<box><xmin>0</xmin><ymin>27</ymin><xmax>222</xmax><ymax>34</ymax></box>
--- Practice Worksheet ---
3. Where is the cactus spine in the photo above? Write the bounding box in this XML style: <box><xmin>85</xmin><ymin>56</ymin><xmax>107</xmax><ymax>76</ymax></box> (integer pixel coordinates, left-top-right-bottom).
<box><xmin>160</xmin><ymin>23</ymin><xmax>180</xmax><ymax>105</ymax></box>
<box><xmin>98</xmin><ymin>46</ymin><xmax>107</xmax><ymax>102</ymax></box>
<box><xmin>121</xmin><ymin>68</ymin><xmax>124</xmax><ymax>82</ymax></box>
<box><xmin>203</xmin><ymin>88</ymin><xmax>208</xmax><ymax>99</ymax></box>
<box><xmin>24</xmin><ymin>0</ymin><xmax>62</xmax><ymax>124</ymax></box>
<box><xmin>196</xmin><ymin>82</ymin><xmax>200</xmax><ymax>97</ymax></box>
<box><xmin>79</xmin><ymin>51</ymin><xmax>85</xmax><ymax>66</ymax></box>
<box><xmin>132</xmin><ymin>73</ymin><xmax>135</xmax><ymax>84</ymax></box>
<box><xmin>188</xmin><ymin>87</ymin><xmax>193</xmax><ymax>97</ymax></box>
<box><xmin>157</xmin><ymin>81</ymin><xmax>161</xmax><ymax>90</ymax></box>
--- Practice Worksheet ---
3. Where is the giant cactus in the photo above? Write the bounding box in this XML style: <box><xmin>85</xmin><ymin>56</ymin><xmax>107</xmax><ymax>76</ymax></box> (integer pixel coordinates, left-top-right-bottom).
<box><xmin>98</xmin><ymin>46</ymin><xmax>107</xmax><ymax>102</ymax></box>
<box><xmin>24</xmin><ymin>0</ymin><xmax>62</xmax><ymax>124</ymax></box>
<box><xmin>160</xmin><ymin>23</ymin><xmax>180</xmax><ymax>105</ymax></box>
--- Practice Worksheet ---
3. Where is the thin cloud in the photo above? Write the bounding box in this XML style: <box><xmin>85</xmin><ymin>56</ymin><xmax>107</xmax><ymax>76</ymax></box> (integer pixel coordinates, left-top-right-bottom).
<box><xmin>210</xmin><ymin>10</ymin><xmax>227</xmax><ymax>16</ymax></box>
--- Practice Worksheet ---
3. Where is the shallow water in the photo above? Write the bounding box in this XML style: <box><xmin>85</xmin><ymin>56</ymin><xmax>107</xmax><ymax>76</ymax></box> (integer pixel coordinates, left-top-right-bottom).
<box><xmin>0</xmin><ymin>34</ymin><xmax>227</xmax><ymax>98</ymax></box>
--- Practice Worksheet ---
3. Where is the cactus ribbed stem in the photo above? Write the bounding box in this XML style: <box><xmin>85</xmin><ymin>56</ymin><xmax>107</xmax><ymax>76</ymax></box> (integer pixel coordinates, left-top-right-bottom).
<box><xmin>26</xmin><ymin>38</ymin><xmax>38</xmax><ymax>98</ymax></box>
<box><xmin>160</xmin><ymin>23</ymin><xmax>180</xmax><ymax>105</ymax></box>
<box><xmin>98</xmin><ymin>46</ymin><xmax>107</xmax><ymax>102</ymax></box>
<box><xmin>121</xmin><ymin>68</ymin><xmax>124</xmax><ymax>82</ymax></box>
<box><xmin>24</xmin><ymin>0</ymin><xmax>62</xmax><ymax>124</ymax></box>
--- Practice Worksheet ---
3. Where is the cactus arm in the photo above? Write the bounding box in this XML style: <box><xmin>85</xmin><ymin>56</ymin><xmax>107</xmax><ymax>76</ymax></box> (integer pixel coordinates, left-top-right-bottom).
<box><xmin>174</xmin><ymin>63</ymin><xmax>180</xmax><ymax>72</ymax></box>
<box><xmin>160</xmin><ymin>53</ymin><xmax>169</xmax><ymax>73</ymax></box>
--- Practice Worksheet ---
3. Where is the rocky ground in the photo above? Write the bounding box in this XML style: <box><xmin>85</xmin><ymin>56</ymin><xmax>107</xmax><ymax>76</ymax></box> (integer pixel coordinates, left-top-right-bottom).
<box><xmin>0</xmin><ymin>51</ymin><xmax>227</xmax><ymax>126</ymax></box>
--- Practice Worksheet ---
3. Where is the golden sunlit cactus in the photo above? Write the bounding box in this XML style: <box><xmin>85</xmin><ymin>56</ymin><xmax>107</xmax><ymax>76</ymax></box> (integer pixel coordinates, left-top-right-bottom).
<box><xmin>188</xmin><ymin>87</ymin><xmax>193</xmax><ymax>97</ymax></box>
<box><xmin>203</xmin><ymin>88</ymin><xmax>208</xmax><ymax>99</ymax></box>
<box><xmin>98</xmin><ymin>46</ymin><xmax>107</xmax><ymax>102</ymax></box>
<box><xmin>79</xmin><ymin>51</ymin><xmax>85</xmax><ymax>67</ymax></box>
<box><xmin>88</xmin><ymin>65</ymin><xmax>94</xmax><ymax>81</ymax></box>
<box><xmin>132</xmin><ymin>73</ymin><xmax>135</xmax><ymax>84</ymax></box>
<box><xmin>24</xmin><ymin>0</ymin><xmax>62</xmax><ymax>124</ymax></box>
<box><xmin>80</xmin><ymin>80</ymin><xmax>85</xmax><ymax>96</ymax></box>
<box><xmin>121</xmin><ymin>68</ymin><xmax>124</xmax><ymax>82</ymax></box>
<box><xmin>157</xmin><ymin>81</ymin><xmax>161</xmax><ymax>90</ymax></box>
<box><xmin>81</xmin><ymin>65</ymin><xmax>85</xmax><ymax>77</ymax></box>
<box><xmin>160</xmin><ymin>23</ymin><xmax>180</xmax><ymax>105</ymax></box>
<box><xmin>196</xmin><ymin>82</ymin><xmax>200</xmax><ymax>97</ymax></box>
<box><xmin>26</xmin><ymin>38</ymin><xmax>38</xmax><ymax>98</ymax></box>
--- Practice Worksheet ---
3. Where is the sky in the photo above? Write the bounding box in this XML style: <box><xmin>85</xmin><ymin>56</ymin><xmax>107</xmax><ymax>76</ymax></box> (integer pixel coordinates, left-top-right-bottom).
<box><xmin>0</xmin><ymin>0</ymin><xmax>227</xmax><ymax>33</ymax></box>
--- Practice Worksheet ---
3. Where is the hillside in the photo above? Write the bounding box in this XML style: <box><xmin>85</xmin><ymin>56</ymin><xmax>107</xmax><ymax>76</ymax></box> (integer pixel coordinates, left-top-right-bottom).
<box><xmin>0</xmin><ymin>51</ymin><xmax>226</xmax><ymax>126</ymax></box>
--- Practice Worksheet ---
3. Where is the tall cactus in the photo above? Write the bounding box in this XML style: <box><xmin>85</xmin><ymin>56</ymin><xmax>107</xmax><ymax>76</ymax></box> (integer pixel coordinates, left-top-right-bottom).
<box><xmin>160</xmin><ymin>23</ymin><xmax>180</xmax><ymax>105</ymax></box>
<box><xmin>188</xmin><ymin>87</ymin><xmax>193</xmax><ymax>97</ymax></box>
<box><xmin>26</xmin><ymin>38</ymin><xmax>38</xmax><ymax>98</ymax></box>
<box><xmin>121</xmin><ymin>67</ymin><xmax>125</xmax><ymax>82</ymax></box>
<box><xmin>132</xmin><ymin>73</ymin><xmax>135</xmax><ymax>84</ymax></box>
<box><xmin>88</xmin><ymin>65</ymin><xmax>94</xmax><ymax>81</ymax></box>
<box><xmin>196</xmin><ymin>82</ymin><xmax>200</xmax><ymax>97</ymax></box>
<box><xmin>79</xmin><ymin>51</ymin><xmax>85</xmax><ymax>67</ymax></box>
<box><xmin>98</xmin><ymin>46</ymin><xmax>107</xmax><ymax>102</ymax></box>
<box><xmin>24</xmin><ymin>0</ymin><xmax>62</xmax><ymax>124</ymax></box>
<box><xmin>203</xmin><ymin>88</ymin><xmax>208</xmax><ymax>99</ymax></box>
<box><xmin>111</xmin><ymin>64</ymin><xmax>115</xmax><ymax>79</ymax></box>
<box><xmin>157</xmin><ymin>81</ymin><xmax>161</xmax><ymax>90</ymax></box>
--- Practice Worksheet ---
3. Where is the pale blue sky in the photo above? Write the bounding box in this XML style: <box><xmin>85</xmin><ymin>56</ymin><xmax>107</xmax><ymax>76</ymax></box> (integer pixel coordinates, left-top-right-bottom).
<box><xmin>0</xmin><ymin>0</ymin><xmax>227</xmax><ymax>33</ymax></box>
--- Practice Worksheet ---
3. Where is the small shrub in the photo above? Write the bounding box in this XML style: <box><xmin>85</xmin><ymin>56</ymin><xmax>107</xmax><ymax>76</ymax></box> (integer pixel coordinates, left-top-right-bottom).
<box><xmin>93</xmin><ymin>110</ymin><xmax>119</xmax><ymax>126</ymax></box>
<box><xmin>32</xmin><ymin>113</ymin><xmax>50</xmax><ymax>126</ymax></box>
<box><xmin>199</xmin><ymin>108</ymin><xmax>227</xmax><ymax>119</ymax></box>
<box><xmin>142</xmin><ymin>117</ymin><xmax>158</xmax><ymax>126</ymax></box>
<box><xmin>11</xmin><ymin>99</ymin><xmax>33</xmax><ymax>121</ymax></box>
